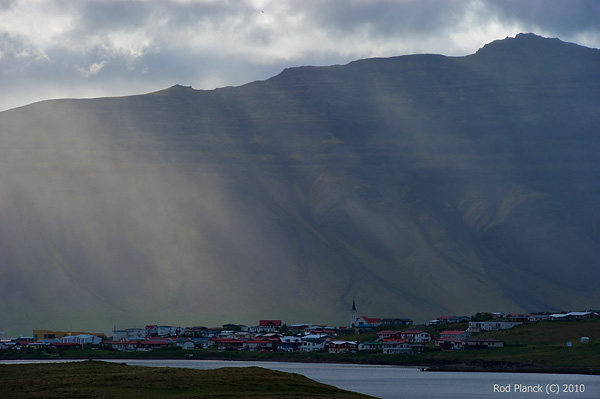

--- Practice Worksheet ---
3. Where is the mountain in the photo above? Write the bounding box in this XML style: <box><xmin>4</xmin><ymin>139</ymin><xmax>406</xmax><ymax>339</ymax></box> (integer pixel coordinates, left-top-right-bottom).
<box><xmin>1</xmin><ymin>33</ymin><xmax>599</xmax><ymax>335</ymax></box>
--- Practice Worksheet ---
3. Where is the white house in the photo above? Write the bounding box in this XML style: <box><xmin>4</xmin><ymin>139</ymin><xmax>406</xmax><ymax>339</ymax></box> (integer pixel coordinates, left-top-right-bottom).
<box><xmin>300</xmin><ymin>335</ymin><xmax>329</xmax><ymax>352</ymax></box>
<box><xmin>467</xmin><ymin>321</ymin><xmax>521</xmax><ymax>332</ymax></box>
<box><xmin>174</xmin><ymin>338</ymin><xmax>195</xmax><ymax>350</ymax></box>
<box><xmin>401</xmin><ymin>330</ymin><xmax>431</xmax><ymax>343</ymax></box>
<box><xmin>105</xmin><ymin>339</ymin><xmax>140</xmax><ymax>352</ymax></box>
<box><xmin>439</xmin><ymin>330</ymin><xmax>471</xmax><ymax>340</ymax></box>
<box><xmin>157</xmin><ymin>326</ymin><xmax>183</xmax><ymax>337</ymax></box>
<box><xmin>355</xmin><ymin>316</ymin><xmax>381</xmax><ymax>327</ymax></box>
<box><xmin>280</xmin><ymin>336</ymin><xmax>302</xmax><ymax>352</ymax></box>
<box><xmin>552</xmin><ymin>311</ymin><xmax>597</xmax><ymax>320</ymax></box>
<box><xmin>465</xmin><ymin>338</ymin><xmax>504</xmax><ymax>348</ymax></box>
<box><xmin>381</xmin><ymin>339</ymin><xmax>412</xmax><ymax>354</ymax></box>
<box><xmin>358</xmin><ymin>341</ymin><xmax>383</xmax><ymax>351</ymax></box>
<box><xmin>61</xmin><ymin>334</ymin><xmax>102</xmax><ymax>345</ymax></box>
<box><xmin>528</xmin><ymin>314</ymin><xmax>550</xmax><ymax>322</ymax></box>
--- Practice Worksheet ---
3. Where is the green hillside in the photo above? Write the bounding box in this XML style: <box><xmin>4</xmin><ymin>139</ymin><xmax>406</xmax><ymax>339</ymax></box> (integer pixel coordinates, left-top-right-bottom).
<box><xmin>0</xmin><ymin>33</ymin><xmax>599</xmax><ymax>335</ymax></box>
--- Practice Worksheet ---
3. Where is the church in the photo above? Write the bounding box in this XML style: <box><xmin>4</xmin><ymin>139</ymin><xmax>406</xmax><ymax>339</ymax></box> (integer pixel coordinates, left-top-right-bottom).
<box><xmin>350</xmin><ymin>299</ymin><xmax>413</xmax><ymax>329</ymax></box>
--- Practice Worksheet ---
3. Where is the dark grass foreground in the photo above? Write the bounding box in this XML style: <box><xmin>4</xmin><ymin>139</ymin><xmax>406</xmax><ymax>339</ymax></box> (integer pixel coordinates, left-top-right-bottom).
<box><xmin>0</xmin><ymin>360</ymin><xmax>373</xmax><ymax>399</ymax></box>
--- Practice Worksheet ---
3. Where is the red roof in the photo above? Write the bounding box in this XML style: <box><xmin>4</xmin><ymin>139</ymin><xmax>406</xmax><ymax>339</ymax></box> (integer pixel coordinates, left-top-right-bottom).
<box><xmin>359</xmin><ymin>316</ymin><xmax>381</xmax><ymax>324</ymax></box>
<box><xmin>377</xmin><ymin>330</ymin><xmax>402</xmax><ymax>335</ymax></box>
<box><xmin>381</xmin><ymin>338</ymin><xmax>408</xmax><ymax>343</ymax></box>
<box><xmin>402</xmin><ymin>330</ymin><xmax>425</xmax><ymax>335</ymax></box>
<box><xmin>259</xmin><ymin>320</ymin><xmax>282</xmax><ymax>327</ymax></box>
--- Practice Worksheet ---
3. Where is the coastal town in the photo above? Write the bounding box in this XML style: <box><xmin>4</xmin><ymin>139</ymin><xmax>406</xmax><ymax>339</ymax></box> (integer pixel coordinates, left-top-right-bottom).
<box><xmin>1</xmin><ymin>304</ymin><xmax>597</xmax><ymax>356</ymax></box>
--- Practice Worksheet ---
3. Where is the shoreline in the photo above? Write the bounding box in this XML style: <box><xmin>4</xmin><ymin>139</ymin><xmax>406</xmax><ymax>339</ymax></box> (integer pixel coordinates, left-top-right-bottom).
<box><xmin>1</xmin><ymin>353</ymin><xmax>598</xmax><ymax>376</ymax></box>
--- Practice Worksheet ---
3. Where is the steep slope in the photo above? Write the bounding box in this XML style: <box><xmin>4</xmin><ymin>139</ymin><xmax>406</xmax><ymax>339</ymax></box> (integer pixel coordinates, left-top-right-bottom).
<box><xmin>1</xmin><ymin>33</ymin><xmax>599</xmax><ymax>335</ymax></box>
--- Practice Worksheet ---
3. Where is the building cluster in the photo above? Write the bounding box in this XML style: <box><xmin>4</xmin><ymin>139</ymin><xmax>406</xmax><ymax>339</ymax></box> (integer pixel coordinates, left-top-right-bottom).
<box><xmin>0</xmin><ymin>330</ymin><xmax>103</xmax><ymax>351</ymax></box>
<box><xmin>1</xmin><ymin>309</ymin><xmax>596</xmax><ymax>354</ymax></box>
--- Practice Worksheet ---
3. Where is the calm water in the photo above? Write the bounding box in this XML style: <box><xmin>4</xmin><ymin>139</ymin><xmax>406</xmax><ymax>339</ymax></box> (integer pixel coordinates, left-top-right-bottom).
<box><xmin>3</xmin><ymin>359</ymin><xmax>599</xmax><ymax>398</ymax></box>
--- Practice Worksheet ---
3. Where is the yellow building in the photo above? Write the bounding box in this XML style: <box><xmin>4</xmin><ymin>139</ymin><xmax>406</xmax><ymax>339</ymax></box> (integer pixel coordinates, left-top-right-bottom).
<box><xmin>33</xmin><ymin>329</ymin><xmax>105</xmax><ymax>340</ymax></box>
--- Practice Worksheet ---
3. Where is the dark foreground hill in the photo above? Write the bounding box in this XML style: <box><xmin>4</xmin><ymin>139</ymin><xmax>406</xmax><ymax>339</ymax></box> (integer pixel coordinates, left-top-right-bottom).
<box><xmin>1</xmin><ymin>33</ymin><xmax>599</xmax><ymax>334</ymax></box>
<box><xmin>0</xmin><ymin>361</ymin><xmax>373</xmax><ymax>398</ymax></box>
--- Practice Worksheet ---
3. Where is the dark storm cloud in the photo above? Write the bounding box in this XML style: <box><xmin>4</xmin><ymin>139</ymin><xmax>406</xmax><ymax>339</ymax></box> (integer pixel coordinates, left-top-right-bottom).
<box><xmin>307</xmin><ymin>0</ymin><xmax>466</xmax><ymax>36</ymax></box>
<box><xmin>1</xmin><ymin>0</ymin><xmax>599</xmax><ymax>111</ymax></box>
<box><xmin>488</xmin><ymin>0</ymin><xmax>600</xmax><ymax>36</ymax></box>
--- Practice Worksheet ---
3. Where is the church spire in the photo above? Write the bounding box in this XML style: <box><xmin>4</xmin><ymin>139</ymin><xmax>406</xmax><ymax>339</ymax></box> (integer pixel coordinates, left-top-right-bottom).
<box><xmin>350</xmin><ymin>298</ymin><xmax>357</xmax><ymax>327</ymax></box>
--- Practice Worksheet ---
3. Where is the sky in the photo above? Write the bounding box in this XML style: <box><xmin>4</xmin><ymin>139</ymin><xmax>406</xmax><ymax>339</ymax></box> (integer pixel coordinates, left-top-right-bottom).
<box><xmin>1</xmin><ymin>0</ymin><xmax>599</xmax><ymax>112</ymax></box>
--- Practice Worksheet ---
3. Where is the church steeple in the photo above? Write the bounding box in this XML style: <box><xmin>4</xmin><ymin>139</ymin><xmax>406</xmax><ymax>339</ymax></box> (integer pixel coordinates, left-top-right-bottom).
<box><xmin>350</xmin><ymin>298</ymin><xmax>357</xmax><ymax>327</ymax></box>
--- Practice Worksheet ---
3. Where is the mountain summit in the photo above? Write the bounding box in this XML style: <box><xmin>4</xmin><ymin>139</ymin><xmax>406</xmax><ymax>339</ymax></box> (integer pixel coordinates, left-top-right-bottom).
<box><xmin>1</xmin><ymin>34</ymin><xmax>599</xmax><ymax>334</ymax></box>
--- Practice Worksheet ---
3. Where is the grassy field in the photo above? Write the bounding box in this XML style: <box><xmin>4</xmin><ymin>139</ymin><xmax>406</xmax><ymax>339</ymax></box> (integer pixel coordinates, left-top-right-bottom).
<box><xmin>0</xmin><ymin>360</ymin><xmax>374</xmax><ymax>399</ymax></box>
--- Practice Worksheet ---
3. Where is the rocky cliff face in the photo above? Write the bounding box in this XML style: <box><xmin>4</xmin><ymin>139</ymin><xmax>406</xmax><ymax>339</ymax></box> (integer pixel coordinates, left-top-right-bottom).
<box><xmin>1</xmin><ymin>33</ymin><xmax>599</xmax><ymax>334</ymax></box>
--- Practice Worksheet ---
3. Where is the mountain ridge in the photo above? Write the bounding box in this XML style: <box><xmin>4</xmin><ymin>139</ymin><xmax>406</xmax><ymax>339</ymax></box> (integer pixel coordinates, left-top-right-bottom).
<box><xmin>0</xmin><ymin>33</ymin><xmax>599</xmax><ymax>335</ymax></box>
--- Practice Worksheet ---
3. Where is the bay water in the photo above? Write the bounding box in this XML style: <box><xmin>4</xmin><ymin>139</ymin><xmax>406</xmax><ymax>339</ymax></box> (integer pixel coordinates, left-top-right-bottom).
<box><xmin>3</xmin><ymin>359</ymin><xmax>599</xmax><ymax>398</ymax></box>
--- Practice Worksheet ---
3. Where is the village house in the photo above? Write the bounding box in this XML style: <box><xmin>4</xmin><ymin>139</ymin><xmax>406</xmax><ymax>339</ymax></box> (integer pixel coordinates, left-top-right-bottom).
<box><xmin>28</xmin><ymin>341</ymin><xmax>50</xmax><ymax>349</ymax></box>
<box><xmin>217</xmin><ymin>331</ymin><xmax>251</xmax><ymax>340</ymax></box>
<box><xmin>436</xmin><ymin>338</ymin><xmax>465</xmax><ymax>351</ymax></box>
<box><xmin>355</xmin><ymin>316</ymin><xmax>381</xmax><ymax>328</ymax></box>
<box><xmin>436</xmin><ymin>330</ymin><xmax>470</xmax><ymax>351</ymax></box>
<box><xmin>380</xmin><ymin>318</ymin><xmax>413</xmax><ymax>326</ymax></box>
<box><xmin>211</xmin><ymin>338</ymin><xmax>245</xmax><ymax>351</ymax></box>
<box><xmin>300</xmin><ymin>335</ymin><xmax>330</xmax><ymax>352</ymax></box>
<box><xmin>49</xmin><ymin>342</ymin><xmax>83</xmax><ymax>350</ymax></box>
<box><xmin>400</xmin><ymin>330</ymin><xmax>431</xmax><ymax>343</ymax></box>
<box><xmin>549</xmin><ymin>311</ymin><xmax>597</xmax><ymax>321</ymax></box>
<box><xmin>183</xmin><ymin>326</ymin><xmax>208</xmax><ymax>336</ymax></box>
<box><xmin>191</xmin><ymin>337</ymin><xmax>212</xmax><ymax>349</ymax></box>
<box><xmin>306</xmin><ymin>327</ymin><xmax>337</xmax><ymax>336</ymax></box>
<box><xmin>242</xmin><ymin>339</ymin><xmax>272</xmax><ymax>351</ymax></box>
<box><xmin>433</xmin><ymin>316</ymin><xmax>471</xmax><ymax>325</ymax></box>
<box><xmin>358</xmin><ymin>341</ymin><xmax>383</xmax><ymax>351</ymax></box>
<box><xmin>196</xmin><ymin>329</ymin><xmax>221</xmax><ymax>339</ymax></box>
<box><xmin>528</xmin><ymin>313</ymin><xmax>551</xmax><ymax>322</ymax></box>
<box><xmin>249</xmin><ymin>320</ymin><xmax>282</xmax><ymax>333</ymax></box>
<box><xmin>33</xmin><ymin>329</ymin><xmax>104</xmax><ymax>340</ymax></box>
<box><xmin>465</xmin><ymin>338</ymin><xmax>504</xmax><ymax>349</ymax></box>
<box><xmin>328</xmin><ymin>340</ymin><xmax>358</xmax><ymax>353</ymax></box>
<box><xmin>279</xmin><ymin>336</ymin><xmax>302</xmax><ymax>352</ymax></box>
<box><xmin>145</xmin><ymin>325</ymin><xmax>184</xmax><ymax>337</ymax></box>
<box><xmin>60</xmin><ymin>334</ymin><xmax>103</xmax><ymax>345</ymax></box>
<box><xmin>439</xmin><ymin>330</ymin><xmax>471</xmax><ymax>340</ymax></box>
<box><xmin>467</xmin><ymin>320</ymin><xmax>522</xmax><ymax>332</ymax></box>
<box><xmin>381</xmin><ymin>339</ymin><xmax>412</xmax><ymax>354</ymax></box>
<box><xmin>376</xmin><ymin>330</ymin><xmax>403</xmax><ymax>340</ymax></box>
<box><xmin>158</xmin><ymin>326</ymin><xmax>184</xmax><ymax>337</ymax></box>
<box><xmin>173</xmin><ymin>338</ymin><xmax>195</xmax><ymax>350</ymax></box>
<box><xmin>102</xmin><ymin>337</ymin><xmax>174</xmax><ymax>352</ymax></box>
<box><xmin>288</xmin><ymin>324</ymin><xmax>313</xmax><ymax>334</ymax></box>
<box><xmin>103</xmin><ymin>339</ymin><xmax>141</xmax><ymax>352</ymax></box>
